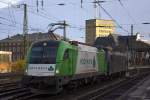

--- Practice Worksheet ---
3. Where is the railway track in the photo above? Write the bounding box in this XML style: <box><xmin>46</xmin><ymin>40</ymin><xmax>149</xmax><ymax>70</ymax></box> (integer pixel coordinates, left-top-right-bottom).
<box><xmin>21</xmin><ymin>72</ymin><xmax>150</xmax><ymax>100</ymax></box>
<box><xmin>76</xmin><ymin>72</ymin><xmax>149</xmax><ymax>100</ymax></box>
<box><xmin>0</xmin><ymin>78</ymin><xmax>36</xmax><ymax>100</ymax></box>
<box><xmin>0</xmin><ymin>73</ymin><xmax>39</xmax><ymax>100</ymax></box>
<box><xmin>0</xmin><ymin>87</ymin><xmax>37</xmax><ymax>100</ymax></box>
<box><xmin>0</xmin><ymin>73</ymin><xmax>23</xmax><ymax>79</ymax></box>
<box><xmin>0</xmin><ymin>72</ymin><xmax>23</xmax><ymax>86</ymax></box>
<box><xmin>0</xmin><ymin>83</ymin><xmax>39</xmax><ymax>100</ymax></box>
<box><xmin>0</xmin><ymin>72</ymin><xmax>149</xmax><ymax>100</ymax></box>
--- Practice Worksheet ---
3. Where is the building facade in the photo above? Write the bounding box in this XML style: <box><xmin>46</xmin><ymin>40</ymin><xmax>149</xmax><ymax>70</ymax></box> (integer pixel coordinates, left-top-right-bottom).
<box><xmin>0</xmin><ymin>32</ymin><xmax>61</xmax><ymax>61</ymax></box>
<box><xmin>86</xmin><ymin>19</ymin><xmax>115</xmax><ymax>45</ymax></box>
<box><xmin>0</xmin><ymin>51</ymin><xmax>12</xmax><ymax>73</ymax></box>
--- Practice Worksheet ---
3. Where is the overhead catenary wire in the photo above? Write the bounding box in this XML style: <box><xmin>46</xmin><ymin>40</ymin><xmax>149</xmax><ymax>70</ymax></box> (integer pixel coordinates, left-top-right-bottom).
<box><xmin>0</xmin><ymin>22</ymin><xmax>20</xmax><ymax>29</ymax></box>
<box><xmin>8</xmin><ymin>4</ymin><xmax>16</xmax><ymax>26</ymax></box>
<box><xmin>24</xmin><ymin>3</ymin><xmax>59</xmax><ymax>22</ymax></box>
<box><xmin>66</xmin><ymin>0</ymin><xmax>130</xmax><ymax>33</ymax></box>
<box><xmin>0</xmin><ymin>19</ymin><xmax>40</xmax><ymax>32</ymax></box>
<box><xmin>62</xmin><ymin>0</ymin><xmax>92</xmax><ymax>31</ymax></box>
<box><xmin>0</xmin><ymin>0</ymin><xmax>90</xmax><ymax>34</ymax></box>
<box><xmin>69</xmin><ymin>0</ymin><xmax>91</xmax><ymax>17</ymax></box>
<box><xmin>10</xmin><ymin>4</ymin><xmax>17</xmax><ymax>25</ymax></box>
<box><xmin>0</xmin><ymin>1</ymin><xmax>45</xmax><ymax>33</ymax></box>
<box><xmin>97</xmin><ymin>2</ymin><xmax>130</xmax><ymax>34</ymax></box>
<box><xmin>0</xmin><ymin>1</ymin><xmax>120</xmax><ymax>30</ymax></box>
<box><xmin>27</xmin><ymin>3</ymin><xmax>85</xmax><ymax>32</ymax></box>
<box><xmin>0</xmin><ymin>16</ymin><xmax>14</xmax><ymax>23</ymax></box>
<box><xmin>1</xmin><ymin>7</ymin><xmax>44</xmax><ymax>32</ymax></box>
<box><xmin>0</xmin><ymin>1</ymin><xmax>16</xmax><ymax>25</ymax></box>
<box><xmin>117</xmin><ymin>0</ymin><xmax>142</xmax><ymax>34</ymax></box>
<box><xmin>0</xmin><ymin>15</ymin><xmax>40</xmax><ymax>32</ymax></box>
<box><xmin>117</xmin><ymin>0</ymin><xmax>137</xmax><ymax>24</ymax></box>
<box><xmin>8</xmin><ymin>3</ymin><xmax>59</xmax><ymax>32</ymax></box>
<box><xmin>0</xmin><ymin>0</ymin><xmax>135</xmax><ymax>38</ymax></box>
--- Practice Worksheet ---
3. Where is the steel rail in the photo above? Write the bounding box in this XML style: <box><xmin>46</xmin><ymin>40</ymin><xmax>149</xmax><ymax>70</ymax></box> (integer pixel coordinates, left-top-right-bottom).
<box><xmin>76</xmin><ymin>72</ymin><xmax>149</xmax><ymax>100</ymax></box>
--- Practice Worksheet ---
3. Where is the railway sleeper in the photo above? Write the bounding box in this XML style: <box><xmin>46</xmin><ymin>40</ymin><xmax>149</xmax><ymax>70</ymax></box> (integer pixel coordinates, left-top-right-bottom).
<box><xmin>0</xmin><ymin>88</ymin><xmax>29</xmax><ymax>97</ymax></box>
<box><xmin>3</xmin><ymin>91</ymin><xmax>31</xmax><ymax>100</ymax></box>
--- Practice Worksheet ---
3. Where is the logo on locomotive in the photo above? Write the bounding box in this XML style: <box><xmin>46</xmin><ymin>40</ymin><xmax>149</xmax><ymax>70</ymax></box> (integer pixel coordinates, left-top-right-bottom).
<box><xmin>48</xmin><ymin>66</ymin><xmax>54</xmax><ymax>71</ymax></box>
<box><xmin>80</xmin><ymin>56</ymin><xmax>96</xmax><ymax>67</ymax></box>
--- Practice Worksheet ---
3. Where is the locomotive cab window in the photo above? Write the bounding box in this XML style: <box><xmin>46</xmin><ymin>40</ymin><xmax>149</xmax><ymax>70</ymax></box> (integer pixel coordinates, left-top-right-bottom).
<box><xmin>63</xmin><ymin>49</ymin><xmax>69</xmax><ymax>60</ymax></box>
<box><xmin>29</xmin><ymin>41</ymin><xmax>59</xmax><ymax>64</ymax></box>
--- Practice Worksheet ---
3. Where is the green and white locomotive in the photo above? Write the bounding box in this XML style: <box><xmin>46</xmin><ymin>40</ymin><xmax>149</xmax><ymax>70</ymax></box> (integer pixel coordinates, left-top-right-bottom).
<box><xmin>22</xmin><ymin>40</ymin><xmax>127</xmax><ymax>94</ymax></box>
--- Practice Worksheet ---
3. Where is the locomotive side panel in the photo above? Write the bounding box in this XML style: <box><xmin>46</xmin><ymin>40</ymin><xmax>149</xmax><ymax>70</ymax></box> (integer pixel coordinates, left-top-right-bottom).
<box><xmin>75</xmin><ymin>44</ymin><xmax>99</xmax><ymax>74</ymax></box>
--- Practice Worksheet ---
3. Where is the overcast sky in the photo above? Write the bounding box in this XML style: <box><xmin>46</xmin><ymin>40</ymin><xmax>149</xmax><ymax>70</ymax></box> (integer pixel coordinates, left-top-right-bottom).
<box><xmin>0</xmin><ymin>0</ymin><xmax>150</xmax><ymax>42</ymax></box>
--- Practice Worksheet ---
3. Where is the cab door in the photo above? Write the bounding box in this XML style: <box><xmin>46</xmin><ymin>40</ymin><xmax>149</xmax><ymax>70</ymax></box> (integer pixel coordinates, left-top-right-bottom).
<box><xmin>62</xmin><ymin>49</ymin><xmax>72</xmax><ymax>75</ymax></box>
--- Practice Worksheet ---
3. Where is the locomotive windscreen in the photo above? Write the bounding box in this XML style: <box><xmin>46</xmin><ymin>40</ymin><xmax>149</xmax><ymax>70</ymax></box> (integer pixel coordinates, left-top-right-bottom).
<box><xmin>29</xmin><ymin>40</ymin><xmax>59</xmax><ymax>64</ymax></box>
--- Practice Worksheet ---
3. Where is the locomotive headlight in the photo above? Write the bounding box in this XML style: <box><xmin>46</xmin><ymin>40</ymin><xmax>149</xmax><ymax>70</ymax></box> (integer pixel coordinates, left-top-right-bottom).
<box><xmin>56</xmin><ymin>69</ymin><xmax>59</xmax><ymax>74</ymax></box>
<box><xmin>24</xmin><ymin>69</ymin><xmax>28</xmax><ymax>75</ymax></box>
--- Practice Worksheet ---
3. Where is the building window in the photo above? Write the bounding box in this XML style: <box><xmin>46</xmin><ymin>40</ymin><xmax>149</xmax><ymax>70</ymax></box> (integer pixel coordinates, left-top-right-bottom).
<box><xmin>17</xmin><ymin>47</ymin><xmax>20</xmax><ymax>52</ymax></box>
<box><xmin>9</xmin><ymin>47</ymin><xmax>11</xmax><ymax>51</ymax></box>
<box><xmin>13</xmin><ymin>47</ymin><xmax>16</xmax><ymax>52</ymax></box>
<box><xmin>17</xmin><ymin>43</ymin><xmax>20</xmax><ymax>46</ymax></box>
